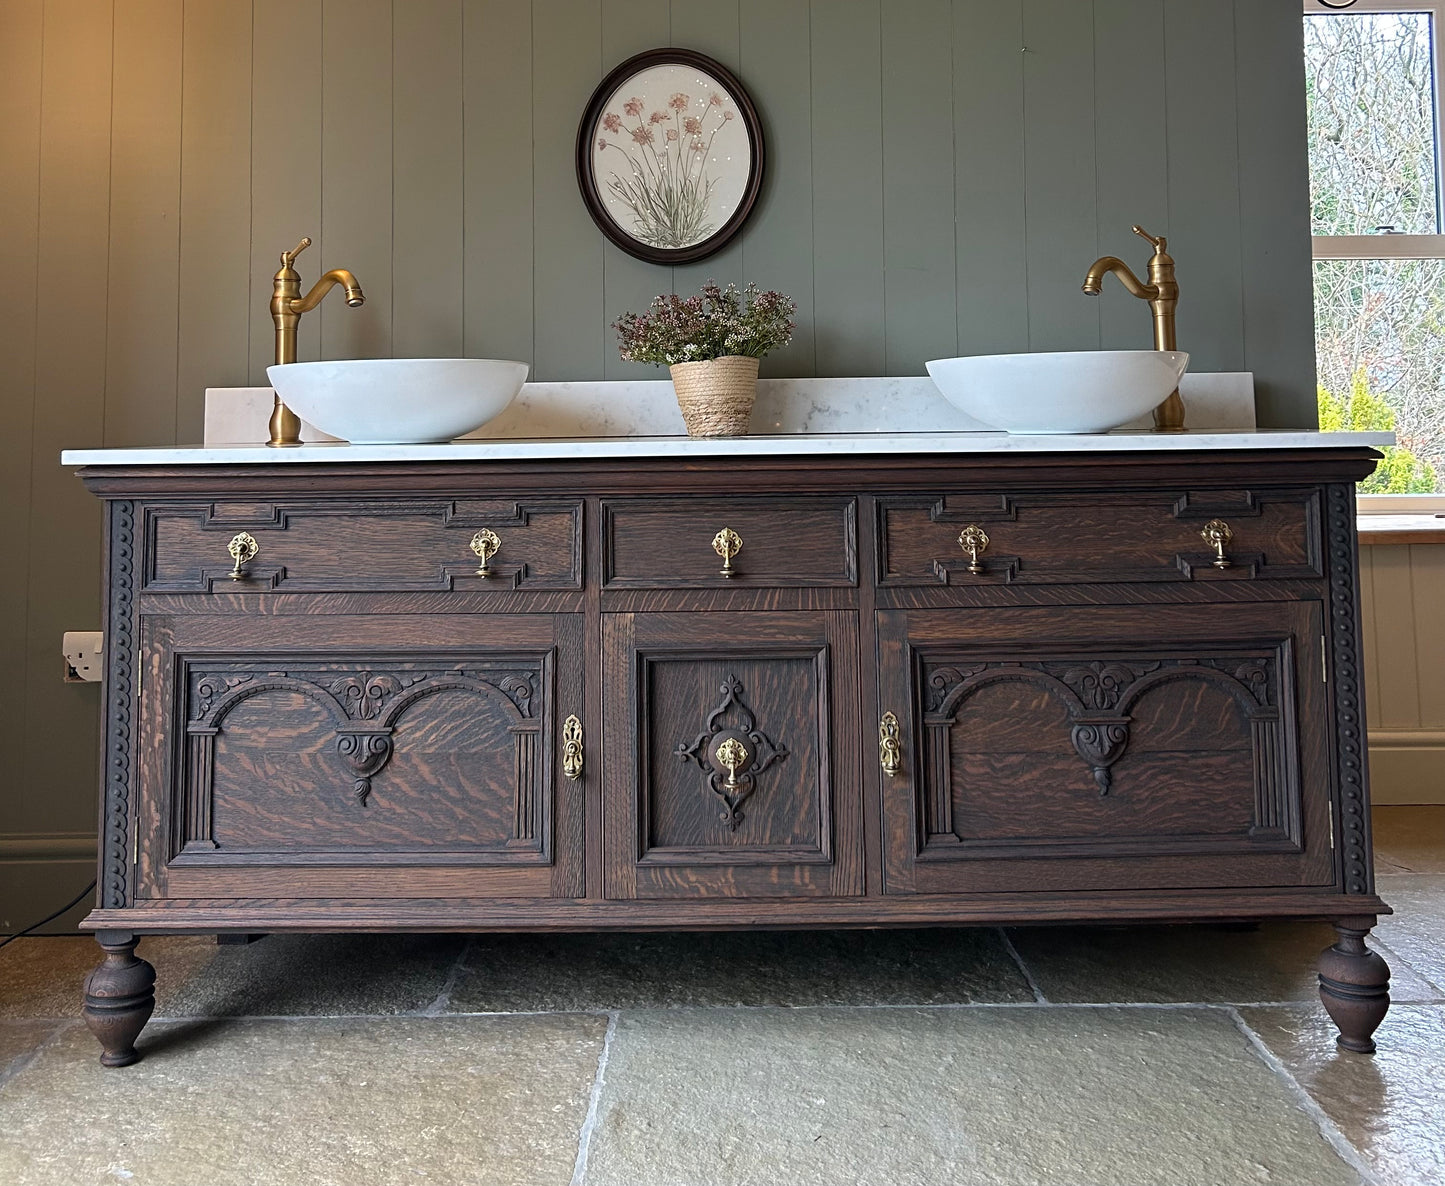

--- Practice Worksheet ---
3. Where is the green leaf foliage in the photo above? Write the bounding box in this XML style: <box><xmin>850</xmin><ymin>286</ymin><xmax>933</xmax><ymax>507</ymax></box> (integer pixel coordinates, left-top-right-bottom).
<box><xmin>1319</xmin><ymin>373</ymin><xmax>1438</xmax><ymax>493</ymax></box>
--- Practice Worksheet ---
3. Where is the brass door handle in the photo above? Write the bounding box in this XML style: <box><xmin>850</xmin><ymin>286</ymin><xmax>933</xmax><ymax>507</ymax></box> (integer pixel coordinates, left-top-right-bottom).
<box><xmin>470</xmin><ymin>528</ymin><xmax>501</xmax><ymax>577</ymax></box>
<box><xmin>958</xmin><ymin>525</ymin><xmax>989</xmax><ymax>575</ymax></box>
<box><xmin>712</xmin><ymin>527</ymin><xmax>743</xmax><ymax>578</ymax></box>
<box><xmin>1201</xmin><ymin>519</ymin><xmax>1233</xmax><ymax>569</ymax></box>
<box><xmin>227</xmin><ymin>532</ymin><xmax>259</xmax><ymax>580</ymax></box>
<box><xmin>562</xmin><ymin>714</ymin><xmax>584</xmax><ymax>781</ymax></box>
<box><xmin>879</xmin><ymin>712</ymin><xmax>903</xmax><ymax>777</ymax></box>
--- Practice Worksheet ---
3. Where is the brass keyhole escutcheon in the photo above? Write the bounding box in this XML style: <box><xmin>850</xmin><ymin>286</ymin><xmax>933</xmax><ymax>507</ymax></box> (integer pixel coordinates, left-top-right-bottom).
<box><xmin>714</xmin><ymin>736</ymin><xmax>750</xmax><ymax>788</ymax></box>
<box><xmin>879</xmin><ymin>712</ymin><xmax>903</xmax><ymax>777</ymax></box>
<box><xmin>470</xmin><ymin>528</ymin><xmax>501</xmax><ymax>577</ymax></box>
<box><xmin>958</xmin><ymin>525</ymin><xmax>989</xmax><ymax>575</ymax></box>
<box><xmin>712</xmin><ymin>527</ymin><xmax>743</xmax><ymax>578</ymax></box>
<box><xmin>1201</xmin><ymin>519</ymin><xmax>1233</xmax><ymax>569</ymax></box>
<box><xmin>227</xmin><ymin>532</ymin><xmax>259</xmax><ymax>580</ymax></box>
<box><xmin>562</xmin><ymin>714</ymin><xmax>584</xmax><ymax>781</ymax></box>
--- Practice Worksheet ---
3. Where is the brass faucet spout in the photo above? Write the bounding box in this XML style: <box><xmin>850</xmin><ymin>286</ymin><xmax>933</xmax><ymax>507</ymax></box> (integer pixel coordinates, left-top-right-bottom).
<box><xmin>1081</xmin><ymin>257</ymin><xmax>1158</xmax><ymax>301</ymax></box>
<box><xmin>291</xmin><ymin>269</ymin><xmax>365</xmax><ymax>315</ymax></box>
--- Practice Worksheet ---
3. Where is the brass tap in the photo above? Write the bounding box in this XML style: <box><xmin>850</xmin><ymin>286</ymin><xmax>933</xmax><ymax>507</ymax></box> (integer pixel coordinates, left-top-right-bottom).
<box><xmin>268</xmin><ymin>237</ymin><xmax>365</xmax><ymax>446</ymax></box>
<box><xmin>1082</xmin><ymin>226</ymin><xmax>1184</xmax><ymax>432</ymax></box>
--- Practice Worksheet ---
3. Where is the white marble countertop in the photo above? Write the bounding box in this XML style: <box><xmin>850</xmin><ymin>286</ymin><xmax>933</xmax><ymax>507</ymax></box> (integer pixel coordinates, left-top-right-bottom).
<box><xmin>62</xmin><ymin>430</ymin><xmax>1395</xmax><ymax>467</ymax></box>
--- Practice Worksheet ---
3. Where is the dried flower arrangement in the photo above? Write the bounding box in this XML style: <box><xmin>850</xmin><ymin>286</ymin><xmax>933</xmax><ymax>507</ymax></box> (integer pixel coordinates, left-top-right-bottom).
<box><xmin>613</xmin><ymin>282</ymin><xmax>796</xmax><ymax>366</ymax></box>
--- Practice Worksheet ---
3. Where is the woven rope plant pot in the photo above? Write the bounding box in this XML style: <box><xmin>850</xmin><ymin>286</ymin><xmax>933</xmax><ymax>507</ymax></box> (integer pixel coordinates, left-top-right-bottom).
<box><xmin>668</xmin><ymin>355</ymin><xmax>760</xmax><ymax>438</ymax></box>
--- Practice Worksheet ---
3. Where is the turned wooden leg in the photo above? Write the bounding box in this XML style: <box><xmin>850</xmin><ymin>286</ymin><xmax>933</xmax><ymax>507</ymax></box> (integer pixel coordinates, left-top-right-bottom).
<box><xmin>82</xmin><ymin>931</ymin><xmax>156</xmax><ymax>1068</ymax></box>
<box><xmin>1319</xmin><ymin>916</ymin><xmax>1390</xmax><ymax>1054</ymax></box>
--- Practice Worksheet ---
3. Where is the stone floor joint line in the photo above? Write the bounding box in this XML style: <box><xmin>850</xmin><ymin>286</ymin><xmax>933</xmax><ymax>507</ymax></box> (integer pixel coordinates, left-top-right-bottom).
<box><xmin>569</xmin><ymin>1010</ymin><xmax>618</xmax><ymax>1186</ymax></box>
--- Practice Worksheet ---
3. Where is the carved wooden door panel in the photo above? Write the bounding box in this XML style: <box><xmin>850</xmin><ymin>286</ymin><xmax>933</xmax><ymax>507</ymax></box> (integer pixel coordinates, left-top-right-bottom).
<box><xmin>134</xmin><ymin>614</ymin><xmax>585</xmax><ymax>901</ymax></box>
<box><xmin>602</xmin><ymin>612</ymin><xmax>864</xmax><ymax>899</ymax></box>
<box><xmin>876</xmin><ymin>602</ymin><xmax>1335</xmax><ymax>894</ymax></box>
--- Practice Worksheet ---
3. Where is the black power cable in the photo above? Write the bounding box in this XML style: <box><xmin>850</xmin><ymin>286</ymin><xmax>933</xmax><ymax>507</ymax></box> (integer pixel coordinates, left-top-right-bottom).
<box><xmin>0</xmin><ymin>879</ymin><xmax>97</xmax><ymax>951</ymax></box>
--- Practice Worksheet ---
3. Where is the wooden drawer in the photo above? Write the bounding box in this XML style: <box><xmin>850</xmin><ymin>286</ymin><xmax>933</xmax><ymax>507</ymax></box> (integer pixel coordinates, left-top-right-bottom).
<box><xmin>602</xmin><ymin>496</ymin><xmax>857</xmax><ymax>588</ymax></box>
<box><xmin>142</xmin><ymin>498</ymin><xmax>582</xmax><ymax>593</ymax></box>
<box><xmin>876</xmin><ymin>489</ymin><xmax>1321</xmax><ymax>586</ymax></box>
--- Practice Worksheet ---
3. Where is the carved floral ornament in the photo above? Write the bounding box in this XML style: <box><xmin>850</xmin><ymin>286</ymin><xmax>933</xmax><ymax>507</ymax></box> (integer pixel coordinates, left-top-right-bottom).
<box><xmin>675</xmin><ymin>674</ymin><xmax>788</xmax><ymax>830</ymax></box>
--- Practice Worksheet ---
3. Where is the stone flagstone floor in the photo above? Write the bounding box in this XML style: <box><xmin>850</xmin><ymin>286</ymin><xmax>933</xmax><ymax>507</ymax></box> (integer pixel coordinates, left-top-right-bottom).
<box><xmin>0</xmin><ymin>806</ymin><xmax>1441</xmax><ymax>1185</ymax></box>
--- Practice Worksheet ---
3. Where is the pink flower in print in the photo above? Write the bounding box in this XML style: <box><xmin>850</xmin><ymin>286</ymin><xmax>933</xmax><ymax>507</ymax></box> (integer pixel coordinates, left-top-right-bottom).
<box><xmin>649</xmin><ymin>110</ymin><xmax>667</xmax><ymax>124</ymax></box>
<box><xmin>666</xmin><ymin>128</ymin><xmax>678</xmax><ymax>141</ymax></box>
<box><xmin>597</xmin><ymin>138</ymin><xmax>608</xmax><ymax>151</ymax></box>
<box><xmin>602</xmin><ymin>112</ymin><xmax>622</xmax><ymax>134</ymax></box>
<box><xmin>722</xmin><ymin>110</ymin><xmax>734</xmax><ymax>121</ymax></box>
<box><xmin>708</xmin><ymin>91</ymin><xmax>724</xmax><ymax>106</ymax></box>
<box><xmin>631</xmin><ymin>125</ymin><xmax>654</xmax><ymax>145</ymax></box>
<box><xmin>690</xmin><ymin>137</ymin><xmax>705</xmax><ymax>153</ymax></box>
<box><xmin>623</xmin><ymin>96</ymin><xmax>644</xmax><ymax>117</ymax></box>
<box><xmin>669</xmin><ymin>92</ymin><xmax>689</xmax><ymax>111</ymax></box>
<box><xmin>683</xmin><ymin>116</ymin><xmax>702</xmax><ymax>135</ymax></box>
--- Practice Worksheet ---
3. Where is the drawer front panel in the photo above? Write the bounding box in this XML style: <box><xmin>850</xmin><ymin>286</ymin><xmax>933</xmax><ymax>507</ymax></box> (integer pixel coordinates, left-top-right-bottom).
<box><xmin>143</xmin><ymin>498</ymin><xmax>582</xmax><ymax>593</ymax></box>
<box><xmin>602</xmin><ymin>497</ymin><xmax>857</xmax><ymax>588</ymax></box>
<box><xmin>877</xmin><ymin>490</ymin><xmax>1320</xmax><ymax>586</ymax></box>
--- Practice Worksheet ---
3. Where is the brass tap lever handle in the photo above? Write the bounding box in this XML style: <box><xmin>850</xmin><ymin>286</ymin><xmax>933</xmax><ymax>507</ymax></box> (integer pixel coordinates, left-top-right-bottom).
<box><xmin>227</xmin><ymin>532</ymin><xmax>259</xmax><ymax>581</ymax></box>
<box><xmin>280</xmin><ymin>237</ymin><xmax>311</xmax><ymax>268</ymax></box>
<box><xmin>470</xmin><ymin>529</ymin><xmax>501</xmax><ymax>577</ymax></box>
<box><xmin>562</xmin><ymin>715</ymin><xmax>584</xmax><ymax>781</ymax></box>
<box><xmin>879</xmin><ymin>712</ymin><xmax>903</xmax><ymax>778</ymax></box>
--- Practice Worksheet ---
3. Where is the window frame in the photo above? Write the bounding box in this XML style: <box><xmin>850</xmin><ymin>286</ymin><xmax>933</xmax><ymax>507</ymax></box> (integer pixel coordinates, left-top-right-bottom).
<box><xmin>1304</xmin><ymin>0</ymin><xmax>1445</xmax><ymax>509</ymax></box>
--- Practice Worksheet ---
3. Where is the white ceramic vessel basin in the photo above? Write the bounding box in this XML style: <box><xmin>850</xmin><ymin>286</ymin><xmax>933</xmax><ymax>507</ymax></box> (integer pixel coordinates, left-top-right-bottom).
<box><xmin>266</xmin><ymin>358</ymin><xmax>529</xmax><ymax>444</ymax></box>
<box><xmin>926</xmin><ymin>350</ymin><xmax>1190</xmax><ymax>434</ymax></box>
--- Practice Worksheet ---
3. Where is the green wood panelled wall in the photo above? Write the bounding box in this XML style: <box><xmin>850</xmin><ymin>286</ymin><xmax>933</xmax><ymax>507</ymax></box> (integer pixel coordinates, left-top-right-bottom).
<box><xmin>0</xmin><ymin>0</ymin><xmax>1315</xmax><ymax>927</ymax></box>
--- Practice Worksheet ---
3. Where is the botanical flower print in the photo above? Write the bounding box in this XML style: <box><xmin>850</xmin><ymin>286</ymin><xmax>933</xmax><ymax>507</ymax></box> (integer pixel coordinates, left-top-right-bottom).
<box><xmin>592</xmin><ymin>63</ymin><xmax>750</xmax><ymax>250</ymax></box>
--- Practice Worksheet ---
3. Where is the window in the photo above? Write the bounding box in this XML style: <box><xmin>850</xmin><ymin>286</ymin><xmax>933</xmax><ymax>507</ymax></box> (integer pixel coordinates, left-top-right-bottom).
<box><xmin>1305</xmin><ymin>0</ymin><xmax>1445</xmax><ymax>496</ymax></box>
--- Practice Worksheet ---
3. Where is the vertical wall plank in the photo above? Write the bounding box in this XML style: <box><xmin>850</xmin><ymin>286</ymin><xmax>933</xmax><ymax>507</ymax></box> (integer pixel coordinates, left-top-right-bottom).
<box><xmin>1368</xmin><ymin>545</ymin><xmax>1422</xmax><ymax>729</ymax></box>
<box><xmin>811</xmin><ymin>0</ymin><xmax>885</xmax><ymax>375</ymax></box>
<box><xmin>177</xmin><ymin>0</ymin><xmax>253</xmax><ymax>441</ymax></box>
<box><xmin>463</xmin><ymin>0</ymin><xmax>533</xmax><ymax>365</ymax></box>
<box><xmin>954</xmin><ymin>0</ymin><xmax>1027</xmax><ymax>357</ymax></box>
<box><xmin>321</xmin><ymin>0</ymin><xmax>393</xmax><ymax>361</ymax></box>
<box><xmin>249</xmin><ymin>0</ymin><xmax>322</xmax><ymax>381</ymax></box>
<box><xmin>533</xmin><ymin>0</ymin><xmax>604</xmax><ymax>380</ymax></box>
<box><xmin>740</xmin><ymin>0</ymin><xmax>813</xmax><ymax>376</ymax></box>
<box><xmin>882</xmin><ymin>0</ymin><xmax>956</xmax><ymax>373</ymax></box>
<box><xmin>1022</xmin><ymin>0</ymin><xmax>1098</xmax><ymax>352</ymax></box>
<box><xmin>1409</xmin><ymin>546</ymin><xmax>1445</xmax><ymax>726</ymax></box>
<box><xmin>1234</xmin><ymin>0</ymin><xmax>1316</xmax><ymax>427</ymax></box>
<box><xmin>671</xmin><ymin>0</ymin><xmax>743</xmax><ymax>295</ymax></box>
<box><xmin>0</xmin><ymin>0</ymin><xmax>44</xmax><ymax>836</ymax></box>
<box><xmin>1358</xmin><ymin>546</ymin><xmax>1381</xmax><ymax>732</ymax></box>
<box><xmin>1164</xmin><ymin>0</ymin><xmax>1244</xmax><ymax>374</ymax></box>
<box><xmin>601</xmin><ymin>0</ymin><xmax>673</xmax><ymax>380</ymax></box>
<box><xmin>105</xmin><ymin>0</ymin><xmax>183</xmax><ymax>447</ymax></box>
<box><xmin>1093</xmin><ymin>0</ymin><xmax>1167</xmax><ymax>351</ymax></box>
<box><xmin>393</xmin><ymin>0</ymin><xmax>464</xmax><ymax>358</ymax></box>
<box><xmin>23</xmin><ymin>0</ymin><xmax>113</xmax><ymax>836</ymax></box>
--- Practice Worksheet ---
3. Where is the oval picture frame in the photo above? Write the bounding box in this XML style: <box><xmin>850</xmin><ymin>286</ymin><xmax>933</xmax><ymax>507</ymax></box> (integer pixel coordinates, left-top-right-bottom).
<box><xmin>576</xmin><ymin>48</ymin><xmax>765</xmax><ymax>265</ymax></box>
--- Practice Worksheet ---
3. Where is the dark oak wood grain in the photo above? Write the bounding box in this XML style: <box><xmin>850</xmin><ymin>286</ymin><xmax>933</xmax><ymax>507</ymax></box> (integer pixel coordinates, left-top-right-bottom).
<box><xmin>73</xmin><ymin>447</ymin><xmax>1388</xmax><ymax>1062</ymax></box>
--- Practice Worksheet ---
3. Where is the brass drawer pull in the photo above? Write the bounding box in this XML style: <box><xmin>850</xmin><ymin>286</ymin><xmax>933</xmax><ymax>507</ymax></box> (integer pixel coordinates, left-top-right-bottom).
<box><xmin>470</xmin><ymin>528</ymin><xmax>501</xmax><ymax>577</ymax></box>
<box><xmin>227</xmin><ymin>532</ymin><xmax>259</xmax><ymax>580</ymax></box>
<box><xmin>879</xmin><ymin>712</ymin><xmax>903</xmax><ymax>777</ymax></box>
<box><xmin>712</xmin><ymin>527</ymin><xmax>743</xmax><ymax>578</ymax></box>
<box><xmin>958</xmin><ymin>525</ymin><xmax>989</xmax><ymax>575</ymax></box>
<box><xmin>1201</xmin><ymin>519</ymin><xmax>1234</xmax><ymax>569</ymax></box>
<box><xmin>562</xmin><ymin>714</ymin><xmax>584</xmax><ymax>781</ymax></box>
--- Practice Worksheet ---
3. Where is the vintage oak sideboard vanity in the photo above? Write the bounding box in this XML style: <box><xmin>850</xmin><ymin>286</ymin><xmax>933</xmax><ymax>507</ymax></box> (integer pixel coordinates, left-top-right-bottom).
<box><xmin>63</xmin><ymin>431</ymin><xmax>1396</xmax><ymax>1065</ymax></box>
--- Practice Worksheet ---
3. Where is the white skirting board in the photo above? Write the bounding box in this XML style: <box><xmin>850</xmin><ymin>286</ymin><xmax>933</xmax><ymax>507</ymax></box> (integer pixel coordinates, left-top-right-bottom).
<box><xmin>1369</xmin><ymin>734</ymin><xmax>1445</xmax><ymax>805</ymax></box>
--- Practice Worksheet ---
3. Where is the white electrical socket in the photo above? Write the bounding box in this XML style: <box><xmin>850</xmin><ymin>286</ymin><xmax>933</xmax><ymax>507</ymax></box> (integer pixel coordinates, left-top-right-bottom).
<box><xmin>62</xmin><ymin>631</ymin><xmax>103</xmax><ymax>683</ymax></box>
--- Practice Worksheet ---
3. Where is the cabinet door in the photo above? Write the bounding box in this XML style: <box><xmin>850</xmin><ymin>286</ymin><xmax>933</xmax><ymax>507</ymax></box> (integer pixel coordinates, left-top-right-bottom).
<box><xmin>135</xmin><ymin>614</ymin><xmax>585</xmax><ymax>901</ymax></box>
<box><xmin>876</xmin><ymin>602</ymin><xmax>1334</xmax><ymax>894</ymax></box>
<box><xmin>602</xmin><ymin>612</ymin><xmax>863</xmax><ymax>899</ymax></box>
